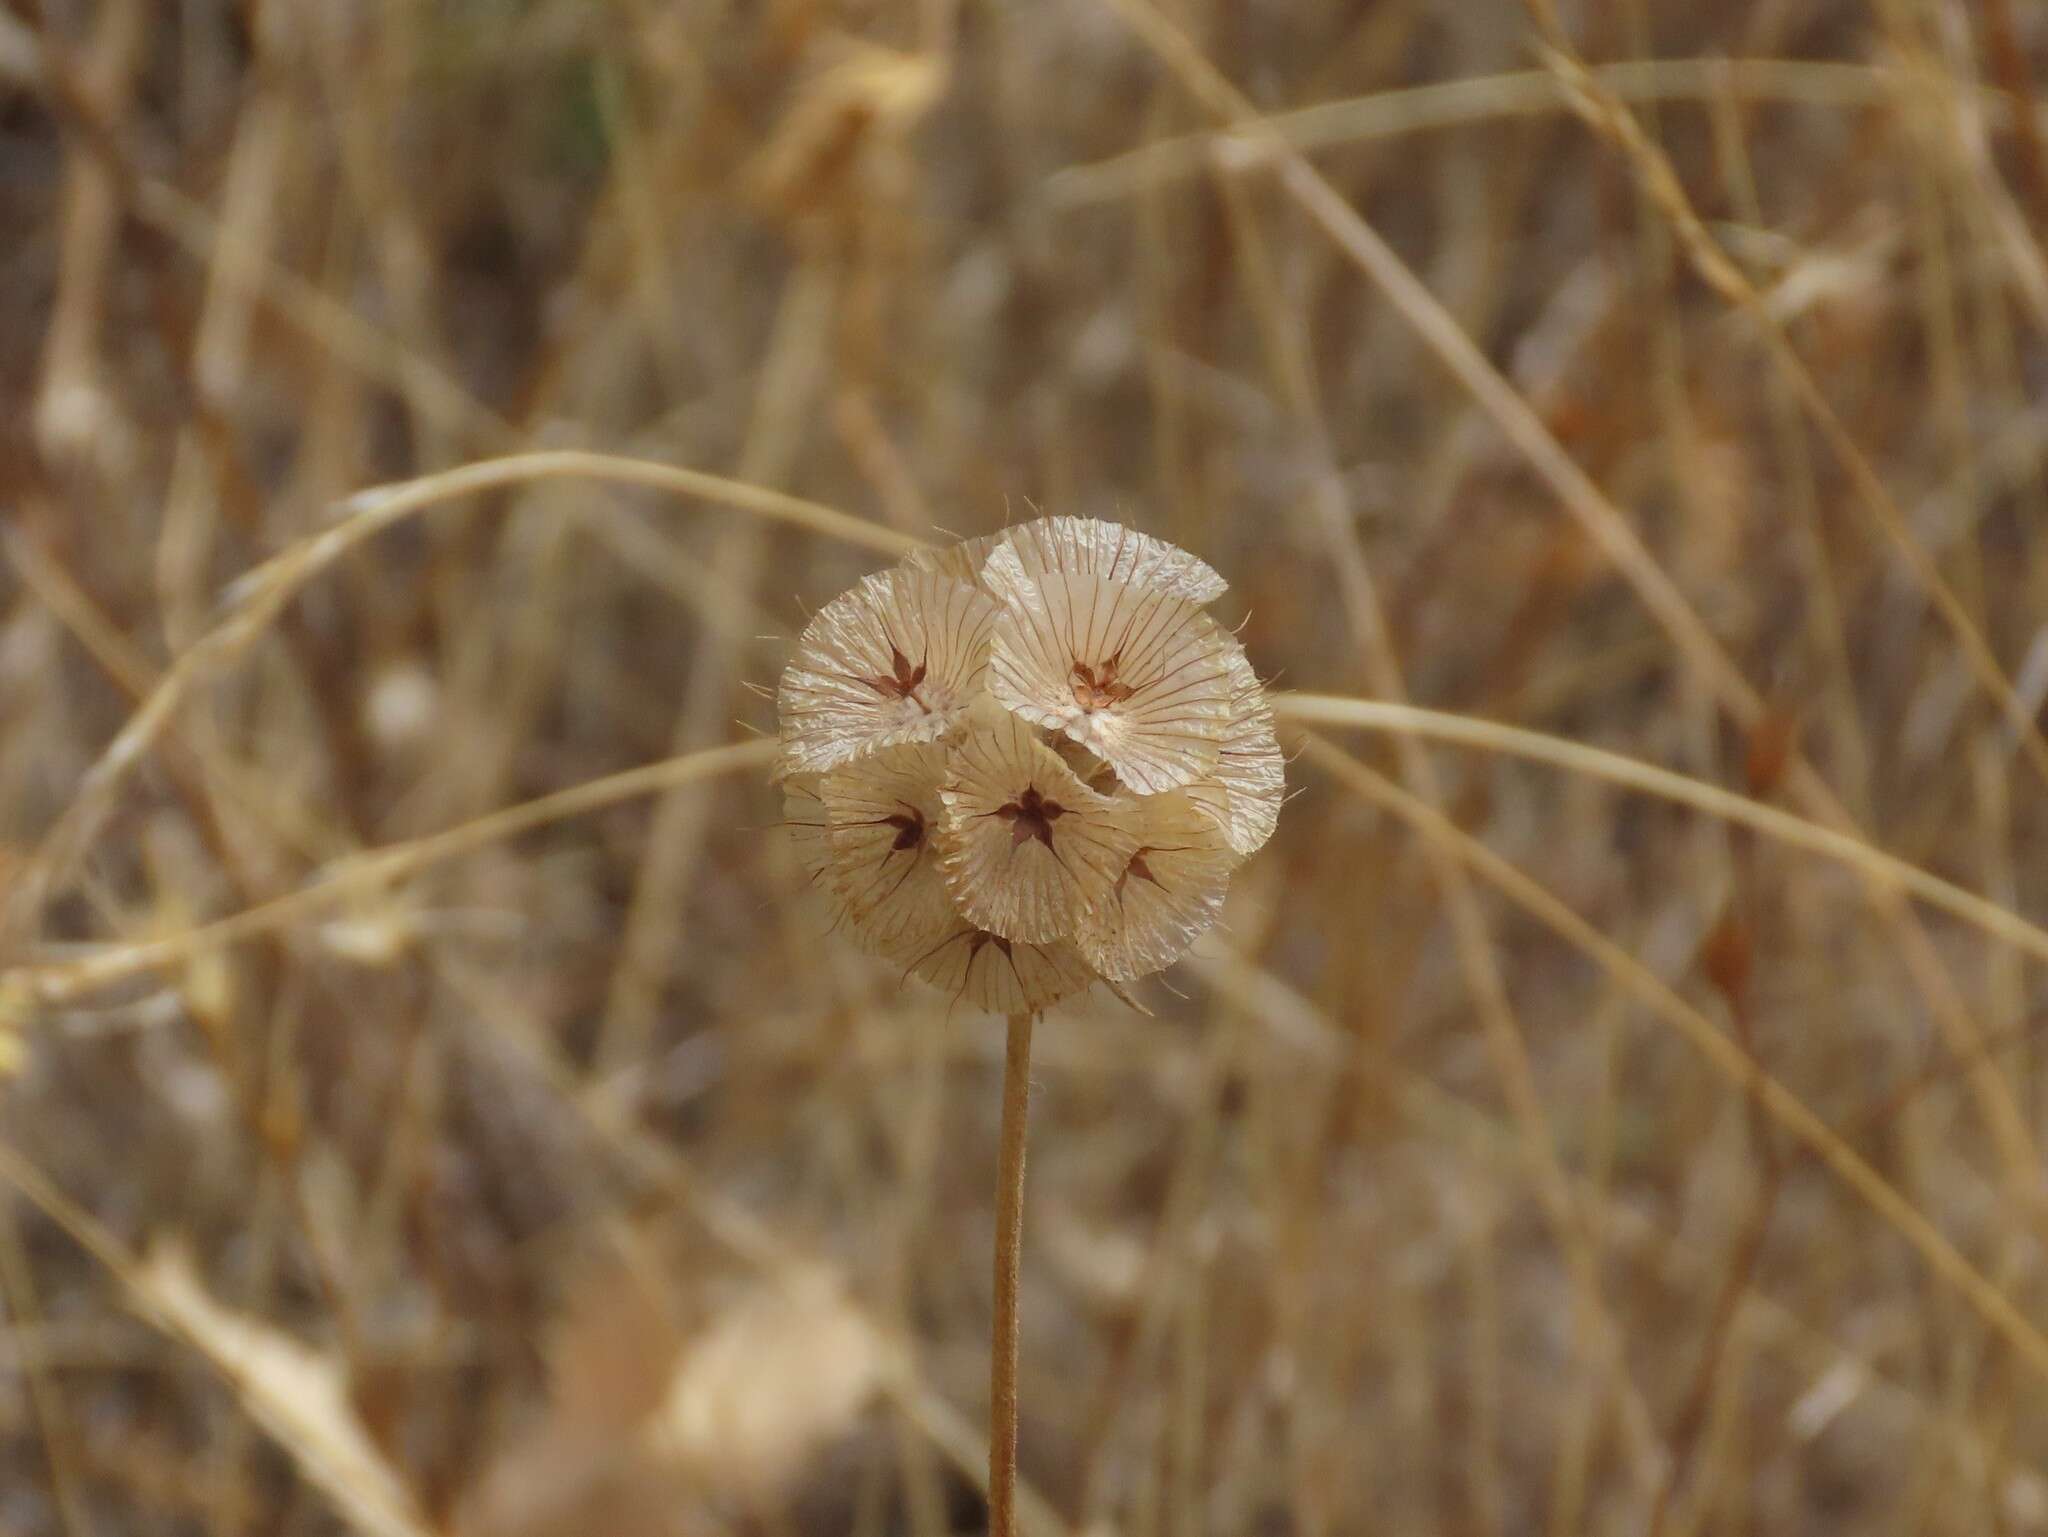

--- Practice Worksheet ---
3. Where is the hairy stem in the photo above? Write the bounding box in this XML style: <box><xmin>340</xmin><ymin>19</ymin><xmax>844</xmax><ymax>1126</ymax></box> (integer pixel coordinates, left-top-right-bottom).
<box><xmin>991</xmin><ymin>1011</ymin><xmax>1036</xmax><ymax>1537</ymax></box>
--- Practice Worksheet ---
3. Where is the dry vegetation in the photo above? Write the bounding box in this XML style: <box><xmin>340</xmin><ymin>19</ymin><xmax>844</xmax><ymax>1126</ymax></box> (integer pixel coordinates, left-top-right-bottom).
<box><xmin>6</xmin><ymin>0</ymin><xmax>2048</xmax><ymax>1533</ymax></box>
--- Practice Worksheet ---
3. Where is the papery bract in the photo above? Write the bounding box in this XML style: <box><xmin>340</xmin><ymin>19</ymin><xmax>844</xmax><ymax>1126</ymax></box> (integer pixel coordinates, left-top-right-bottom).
<box><xmin>937</xmin><ymin>713</ymin><xmax>1138</xmax><ymax>944</ymax></box>
<box><xmin>776</xmin><ymin>565</ymin><xmax>998</xmax><ymax>778</ymax></box>
<box><xmin>1074</xmin><ymin>790</ymin><xmax>1234</xmax><ymax>982</ymax></box>
<box><xmin>817</xmin><ymin>742</ymin><xmax>958</xmax><ymax>965</ymax></box>
<box><xmin>984</xmin><ymin>556</ymin><xmax>1234</xmax><ymax>795</ymax></box>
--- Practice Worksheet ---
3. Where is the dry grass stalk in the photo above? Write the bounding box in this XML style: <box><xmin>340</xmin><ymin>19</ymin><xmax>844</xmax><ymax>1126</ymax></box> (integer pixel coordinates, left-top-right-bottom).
<box><xmin>134</xmin><ymin>1245</ymin><xmax>433</xmax><ymax>1537</ymax></box>
<box><xmin>1293</xmin><ymin>731</ymin><xmax>2048</xmax><ymax>1386</ymax></box>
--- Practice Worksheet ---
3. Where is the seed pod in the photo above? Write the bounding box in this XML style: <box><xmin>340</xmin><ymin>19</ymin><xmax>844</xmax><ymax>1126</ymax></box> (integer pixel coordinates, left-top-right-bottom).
<box><xmin>774</xmin><ymin>518</ymin><xmax>1278</xmax><ymax>1013</ymax></box>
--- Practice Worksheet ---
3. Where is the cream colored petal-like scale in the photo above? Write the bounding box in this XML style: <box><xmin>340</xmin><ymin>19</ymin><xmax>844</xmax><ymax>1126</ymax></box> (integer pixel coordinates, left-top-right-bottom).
<box><xmin>1074</xmin><ymin>790</ymin><xmax>1234</xmax><ymax>980</ymax></box>
<box><xmin>993</xmin><ymin>516</ymin><xmax>1228</xmax><ymax>604</ymax></box>
<box><xmin>776</xmin><ymin>566</ymin><xmax>1000</xmax><ymax>778</ymax></box>
<box><xmin>937</xmin><ymin>713</ymin><xmax>1138</xmax><ymax>943</ymax></box>
<box><xmin>985</xmin><ymin>555</ymin><xmax>1233</xmax><ymax>794</ymax></box>
<box><xmin>817</xmin><ymin>743</ymin><xmax>957</xmax><ymax>965</ymax></box>
<box><xmin>908</xmin><ymin>921</ymin><xmax>1098</xmax><ymax>1014</ymax></box>
<box><xmin>1184</xmin><ymin>628</ymin><xmax>1284</xmax><ymax>858</ymax></box>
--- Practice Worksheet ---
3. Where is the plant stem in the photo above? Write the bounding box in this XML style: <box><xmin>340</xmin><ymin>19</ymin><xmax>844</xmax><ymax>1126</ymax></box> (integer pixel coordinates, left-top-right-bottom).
<box><xmin>990</xmin><ymin>1010</ymin><xmax>1036</xmax><ymax>1537</ymax></box>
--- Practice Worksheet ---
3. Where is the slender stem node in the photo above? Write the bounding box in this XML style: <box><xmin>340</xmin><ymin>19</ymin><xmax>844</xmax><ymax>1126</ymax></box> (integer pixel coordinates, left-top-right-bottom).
<box><xmin>990</xmin><ymin>1010</ymin><xmax>1036</xmax><ymax>1537</ymax></box>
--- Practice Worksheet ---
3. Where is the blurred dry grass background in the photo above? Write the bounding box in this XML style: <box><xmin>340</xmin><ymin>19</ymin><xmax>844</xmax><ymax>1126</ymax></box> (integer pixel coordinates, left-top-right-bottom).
<box><xmin>7</xmin><ymin>0</ymin><xmax>2048</xmax><ymax>1533</ymax></box>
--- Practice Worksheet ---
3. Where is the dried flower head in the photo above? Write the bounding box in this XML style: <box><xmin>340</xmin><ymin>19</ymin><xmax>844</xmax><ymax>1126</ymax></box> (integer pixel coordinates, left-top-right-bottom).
<box><xmin>936</xmin><ymin>711</ymin><xmax>1137</xmax><ymax>943</ymax></box>
<box><xmin>983</xmin><ymin>521</ymin><xmax>1236</xmax><ymax>793</ymax></box>
<box><xmin>776</xmin><ymin>564</ymin><xmax>998</xmax><ymax>778</ymax></box>
<box><xmin>1073</xmin><ymin>789</ymin><xmax>1234</xmax><ymax>982</ymax></box>
<box><xmin>907</xmin><ymin>923</ymin><xmax>1099</xmax><ymax>1015</ymax></box>
<box><xmin>819</xmin><ymin>742</ymin><xmax>957</xmax><ymax>964</ymax></box>
<box><xmin>777</xmin><ymin>517</ymin><xmax>1278</xmax><ymax>1013</ymax></box>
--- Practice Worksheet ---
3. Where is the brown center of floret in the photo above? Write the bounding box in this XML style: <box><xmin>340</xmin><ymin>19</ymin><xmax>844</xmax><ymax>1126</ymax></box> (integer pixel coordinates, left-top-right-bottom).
<box><xmin>848</xmin><ymin>801</ymin><xmax>927</xmax><ymax>858</ymax></box>
<box><xmin>994</xmin><ymin>784</ymin><xmax>1067</xmax><ymax>850</ymax></box>
<box><xmin>881</xmin><ymin>808</ymin><xmax>925</xmax><ymax>852</ymax></box>
<box><xmin>861</xmin><ymin>644</ymin><xmax>930</xmax><ymax>709</ymax></box>
<box><xmin>1071</xmin><ymin>652</ymin><xmax>1137</xmax><ymax>710</ymax></box>
<box><xmin>967</xmin><ymin>929</ymin><xmax>1014</xmax><ymax>963</ymax></box>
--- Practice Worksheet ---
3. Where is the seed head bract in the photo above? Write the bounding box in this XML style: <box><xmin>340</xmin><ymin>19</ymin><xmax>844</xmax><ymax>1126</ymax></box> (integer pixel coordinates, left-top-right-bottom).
<box><xmin>775</xmin><ymin>564</ymin><xmax>999</xmax><ymax>777</ymax></box>
<box><xmin>936</xmin><ymin>711</ymin><xmax>1137</xmax><ymax>945</ymax></box>
<box><xmin>777</xmin><ymin>518</ymin><xmax>1279</xmax><ymax>1013</ymax></box>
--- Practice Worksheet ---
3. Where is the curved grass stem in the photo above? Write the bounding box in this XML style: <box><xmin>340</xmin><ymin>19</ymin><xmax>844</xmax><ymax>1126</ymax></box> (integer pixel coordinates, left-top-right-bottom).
<box><xmin>7</xmin><ymin>451</ymin><xmax>923</xmax><ymax>941</ymax></box>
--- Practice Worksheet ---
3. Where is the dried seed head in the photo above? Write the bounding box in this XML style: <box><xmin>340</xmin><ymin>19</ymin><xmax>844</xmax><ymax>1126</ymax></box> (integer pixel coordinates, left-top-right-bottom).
<box><xmin>774</xmin><ymin>517</ymin><xmax>1277</xmax><ymax>1014</ymax></box>
<box><xmin>776</xmin><ymin>565</ymin><xmax>999</xmax><ymax>778</ymax></box>
<box><xmin>817</xmin><ymin>742</ymin><xmax>958</xmax><ymax>965</ymax></box>
<box><xmin>907</xmin><ymin>922</ymin><xmax>1098</xmax><ymax>1014</ymax></box>
<box><xmin>984</xmin><ymin>544</ymin><xmax>1234</xmax><ymax>794</ymax></box>
<box><xmin>937</xmin><ymin>713</ymin><xmax>1137</xmax><ymax>944</ymax></box>
<box><xmin>1074</xmin><ymin>790</ymin><xmax>1234</xmax><ymax>981</ymax></box>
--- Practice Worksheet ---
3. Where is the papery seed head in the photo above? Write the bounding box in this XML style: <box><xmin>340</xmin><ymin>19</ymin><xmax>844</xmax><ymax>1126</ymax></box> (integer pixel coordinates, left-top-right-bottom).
<box><xmin>776</xmin><ymin>565</ymin><xmax>999</xmax><ymax>779</ymax></box>
<box><xmin>907</xmin><ymin>921</ymin><xmax>1098</xmax><ymax>1014</ymax></box>
<box><xmin>984</xmin><ymin>560</ymin><xmax>1234</xmax><ymax>794</ymax></box>
<box><xmin>1074</xmin><ymin>789</ymin><xmax>1234</xmax><ymax>981</ymax></box>
<box><xmin>775</xmin><ymin>519</ymin><xmax>1274</xmax><ymax>1013</ymax></box>
<box><xmin>817</xmin><ymin>742</ymin><xmax>958</xmax><ymax>966</ymax></box>
<box><xmin>937</xmin><ymin>712</ymin><xmax>1137</xmax><ymax>943</ymax></box>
